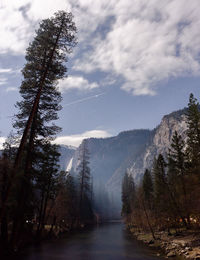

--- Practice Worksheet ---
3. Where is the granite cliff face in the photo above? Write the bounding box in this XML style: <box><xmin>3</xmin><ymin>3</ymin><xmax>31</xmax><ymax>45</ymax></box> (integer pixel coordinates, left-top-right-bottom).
<box><xmin>129</xmin><ymin>108</ymin><xmax>188</xmax><ymax>181</ymax></box>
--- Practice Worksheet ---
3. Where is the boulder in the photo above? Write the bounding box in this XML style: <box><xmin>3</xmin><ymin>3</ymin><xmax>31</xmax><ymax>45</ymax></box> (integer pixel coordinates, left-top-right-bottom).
<box><xmin>167</xmin><ymin>251</ymin><xmax>176</xmax><ymax>257</ymax></box>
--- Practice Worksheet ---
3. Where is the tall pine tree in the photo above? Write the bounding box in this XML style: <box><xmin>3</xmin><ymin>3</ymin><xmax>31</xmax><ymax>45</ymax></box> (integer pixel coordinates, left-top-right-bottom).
<box><xmin>3</xmin><ymin>11</ymin><xmax>77</xmax><ymax>250</ymax></box>
<box><xmin>77</xmin><ymin>140</ymin><xmax>93</xmax><ymax>224</ymax></box>
<box><xmin>186</xmin><ymin>93</ymin><xmax>200</xmax><ymax>175</ymax></box>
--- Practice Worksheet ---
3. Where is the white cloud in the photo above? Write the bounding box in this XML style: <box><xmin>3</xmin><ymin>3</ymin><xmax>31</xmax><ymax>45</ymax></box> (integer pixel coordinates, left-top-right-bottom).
<box><xmin>6</xmin><ymin>87</ymin><xmax>18</xmax><ymax>92</ymax></box>
<box><xmin>0</xmin><ymin>0</ymin><xmax>72</xmax><ymax>54</ymax></box>
<box><xmin>72</xmin><ymin>0</ymin><xmax>200</xmax><ymax>95</ymax></box>
<box><xmin>0</xmin><ymin>68</ymin><xmax>12</xmax><ymax>73</ymax></box>
<box><xmin>53</xmin><ymin>130</ymin><xmax>111</xmax><ymax>147</ymax></box>
<box><xmin>58</xmin><ymin>76</ymin><xmax>99</xmax><ymax>93</ymax></box>
<box><xmin>0</xmin><ymin>77</ymin><xmax>7</xmax><ymax>86</ymax></box>
<box><xmin>0</xmin><ymin>1</ymin><xmax>32</xmax><ymax>54</ymax></box>
<box><xmin>0</xmin><ymin>137</ymin><xmax>6</xmax><ymax>149</ymax></box>
<box><xmin>1</xmin><ymin>0</ymin><xmax>200</xmax><ymax>95</ymax></box>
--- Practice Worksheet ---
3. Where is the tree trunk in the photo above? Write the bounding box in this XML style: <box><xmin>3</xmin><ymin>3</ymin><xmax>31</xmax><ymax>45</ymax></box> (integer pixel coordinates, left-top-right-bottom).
<box><xmin>142</xmin><ymin>199</ymin><xmax>156</xmax><ymax>240</ymax></box>
<box><xmin>49</xmin><ymin>216</ymin><xmax>57</xmax><ymax>237</ymax></box>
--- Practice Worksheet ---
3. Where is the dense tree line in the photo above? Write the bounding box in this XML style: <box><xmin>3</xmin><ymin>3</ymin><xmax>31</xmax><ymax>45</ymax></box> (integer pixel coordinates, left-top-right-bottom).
<box><xmin>0</xmin><ymin>11</ymin><xmax>94</xmax><ymax>253</ymax></box>
<box><xmin>0</xmin><ymin>140</ymin><xmax>94</xmax><ymax>252</ymax></box>
<box><xmin>122</xmin><ymin>93</ymin><xmax>200</xmax><ymax>236</ymax></box>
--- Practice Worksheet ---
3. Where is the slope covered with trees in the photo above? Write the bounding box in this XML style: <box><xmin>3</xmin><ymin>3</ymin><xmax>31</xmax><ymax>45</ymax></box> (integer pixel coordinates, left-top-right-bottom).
<box><xmin>122</xmin><ymin>93</ymin><xmax>200</xmax><ymax>235</ymax></box>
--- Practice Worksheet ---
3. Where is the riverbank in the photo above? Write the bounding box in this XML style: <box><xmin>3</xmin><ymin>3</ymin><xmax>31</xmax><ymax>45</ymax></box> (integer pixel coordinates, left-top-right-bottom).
<box><xmin>128</xmin><ymin>226</ymin><xmax>200</xmax><ymax>259</ymax></box>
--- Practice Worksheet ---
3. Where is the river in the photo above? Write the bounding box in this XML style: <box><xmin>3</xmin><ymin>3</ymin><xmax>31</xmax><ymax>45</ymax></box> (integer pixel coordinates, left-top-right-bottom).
<box><xmin>16</xmin><ymin>222</ymin><xmax>166</xmax><ymax>260</ymax></box>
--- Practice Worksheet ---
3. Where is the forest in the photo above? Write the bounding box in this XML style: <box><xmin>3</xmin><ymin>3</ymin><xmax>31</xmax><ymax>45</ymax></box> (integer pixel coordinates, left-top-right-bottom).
<box><xmin>122</xmin><ymin>93</ymin><xmax>200</xmax><ymax>238</ymax></box>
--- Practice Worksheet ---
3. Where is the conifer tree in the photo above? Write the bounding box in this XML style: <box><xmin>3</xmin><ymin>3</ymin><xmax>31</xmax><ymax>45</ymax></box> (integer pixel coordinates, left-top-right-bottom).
<box><xmin>142</xmin><ymin>169</ymin><xmax>153</xmax><ymax>209</ymax></box>
<box><xmin>77</xmin><ymin>140</ymin><xmax>93</xmax><ymax>223</ymax></box>
<box><xmin>121</xmin><ymin>171</ymin><xmax>135</xmax><ymax>217</ymax></box>
<box><xmin>168</xmin><ymin>131</ymin><xmax>191</xmax><ymax>224</ymax></box>
<box><xmin>121</xmin><ymin>172</ymin><xmax>130</xmax><ymax>216</ymax></box>
<box><xmin>35</xmin><ymin>143</ymin><xmax>60</xmax><ymax>237</ymax></box>
<box><xmin>153</xmin><ymin>154</ymin><xmax>167</xmax><ymax>211</ymax></box>
<box><xmin>64</xmin><ymin>173</ymin><xmax>77</xmax><ymax>228</ymax></box>
<box><xmin>13</xmin><ymin>11</ymin><xmax>77</xmax><ymax>173</ymax></box>
<box><xmin>129</xmin><ymin>174</ymin><xmax>135</xmax><ymax>211</ymax></box>
<box><xmin>4</xmin><ymin>11</ymin><xmax>77</xmax><ymax>249</ymax></box>
<box><xmin>186</xmin><ymin>93</ymin><xmax>200</xmax><ymax>174</ymax></box>
<box><xmin>142</xmin><ymin>170</ymin><xmax>155</xmax><ymax>239</ymax></box>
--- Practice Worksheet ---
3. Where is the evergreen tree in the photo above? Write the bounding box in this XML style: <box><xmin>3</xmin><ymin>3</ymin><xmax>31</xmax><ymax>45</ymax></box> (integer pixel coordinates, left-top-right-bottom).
<box><xmin>64</xmin><ymin>173</ymin><xmax>77</xmax><ymax>228</ymax></box>
<box><xmin>186</xmin><ymin>93</ymin><xmax>200</xmax><ymax>174</ymax></box>
<box><xmin>34</xmin><ymin>143</ymin><xmax>60</xmax><ymax>237</ymax></box>
<box><xmin>141</xmin><ymin>170</ymin><xmax>155</xmax><ymax>239</ymax></box>
<box><xmin>168</xmin><ymin>131</ymin><xmax>190</xmax><ymax>224</ymax></box>
<box><xmin>129</xmin><ymin>174</ymin><xmax>136</xmax><ymax>212</ymax></box>
<box><xmin>121</xmin><ymin>171</ymin><xmax>135</xmax><ymax>217</ymax></box>
<box><xmin>3</xmin><ymin>11</ymin><xmax>77</xmax><ymax>249</ymax></box>
<box><xmin>0</xmin><ymin>154</ymin><xmax>11</xmax><ymax>246</ymax></box>
<box><xmin>77</xmin><ymin>140</ymin><xmax>93</xmax><ymax>223</ymax></box>
<box><xmin>4</xmin><ymin>11</ymin><xmax>77</xmax><ymax>209</ymax></box>
<box><xmin>168</xmin><ymin>131</ymin><xmax>185</xmax><ymax>177</ymax></box>
<box><xmin>52</xmin><ymin>172</ymin><xmax>77</xmax><ymax>230</ymax></box>
<box><xmin>142</xmin><ymin>169</ymin><xmax>153</xmax><ymax>209</ymax></box>
<box><xmin>0</xmin><ymin>133</ymin><xmax>19</xmax><ymax>247</ymax></box>
<box><xmin>153</xmin><ymin>154</ymin><xmax>167</xmax><ymax>211</ymax></box>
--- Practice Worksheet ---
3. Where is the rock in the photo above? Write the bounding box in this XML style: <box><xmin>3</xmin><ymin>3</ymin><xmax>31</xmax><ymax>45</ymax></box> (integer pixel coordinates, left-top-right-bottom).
<box><xmin>167</xmin><ymin>251</ymin><xmax>176</xmax><ymax>257</ymax></box>
<box><xmin>171</xmin><ymin>245</ymin><xmax>177</xmax><ymax>249</ymax></box>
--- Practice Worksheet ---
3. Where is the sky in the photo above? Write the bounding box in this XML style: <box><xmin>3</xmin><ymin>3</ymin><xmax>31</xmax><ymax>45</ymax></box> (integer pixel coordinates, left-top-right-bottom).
<box><xmin>1</xmin><ymin>0</ymin><xmax>200</xmax><ymax>147</ymax></box>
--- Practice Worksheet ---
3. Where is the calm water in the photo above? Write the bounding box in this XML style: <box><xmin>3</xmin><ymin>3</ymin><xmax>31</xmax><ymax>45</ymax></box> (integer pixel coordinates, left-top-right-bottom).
<box><xmin>17</xmin><ymin>223</ymin><xmax>166</xmax><ymax>260</ymax></box>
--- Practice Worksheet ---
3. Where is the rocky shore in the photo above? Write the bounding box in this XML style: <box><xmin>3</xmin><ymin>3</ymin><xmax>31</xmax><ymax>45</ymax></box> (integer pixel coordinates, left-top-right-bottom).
<box><xmin>129</xmin><ymin>227</ymin><xmax>200</xmax><ymax>259</ymax></box>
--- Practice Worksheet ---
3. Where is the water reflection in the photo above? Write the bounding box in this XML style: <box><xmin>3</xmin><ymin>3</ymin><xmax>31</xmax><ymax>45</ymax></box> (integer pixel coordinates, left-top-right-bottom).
<box><xmin>13</xmin><ymin>223</ymin><xmax>166</xmax><ymax>260</ymax></box>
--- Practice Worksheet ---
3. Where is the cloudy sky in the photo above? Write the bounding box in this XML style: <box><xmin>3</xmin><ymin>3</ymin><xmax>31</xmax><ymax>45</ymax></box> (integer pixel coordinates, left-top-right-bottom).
<box><xmin>1</xmin><ymin>0</ymin><xmax>200</xmax><ymax>147</ymax></box>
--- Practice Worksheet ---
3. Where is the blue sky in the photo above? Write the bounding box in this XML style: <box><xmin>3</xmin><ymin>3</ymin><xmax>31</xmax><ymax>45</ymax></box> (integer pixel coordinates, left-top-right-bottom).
<box><xmin>0</xmin><ymin>0</ymin><xmax>200</xmax><ymax>147</ymax></box>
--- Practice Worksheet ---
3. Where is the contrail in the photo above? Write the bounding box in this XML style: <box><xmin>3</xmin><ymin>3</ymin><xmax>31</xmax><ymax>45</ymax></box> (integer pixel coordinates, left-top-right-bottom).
<box><xmin>63</xmin><ymin>92</ymin><xmax>106</xmax><ymax>107</ymax></box>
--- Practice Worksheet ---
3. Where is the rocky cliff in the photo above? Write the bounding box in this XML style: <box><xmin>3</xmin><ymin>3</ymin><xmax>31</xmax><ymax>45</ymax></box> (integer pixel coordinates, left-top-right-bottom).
<box><xmin>129</xmin><ymin>108</ymin><xmax>188</xmax><ymax>181</ymax></box>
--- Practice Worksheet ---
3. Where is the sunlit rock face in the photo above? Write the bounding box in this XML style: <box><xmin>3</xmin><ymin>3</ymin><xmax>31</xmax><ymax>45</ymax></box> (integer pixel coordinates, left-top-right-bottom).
<box><xmin>129</xmin><ymin>108</ymin><xmax>188</xmax><ymax>182</ymax></box>
<box><xmin>144</xmin><ymin>114</ymin><xmax>187</xmax><ymax>169</ymax></box>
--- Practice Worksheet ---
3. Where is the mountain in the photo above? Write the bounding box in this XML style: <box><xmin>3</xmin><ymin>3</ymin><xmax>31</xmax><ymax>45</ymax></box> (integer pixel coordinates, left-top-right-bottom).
<box><xmin>59</xmin><ymin>108</ymin><xmax>188</xmax><ymax>217</ymax></box>
<box><xmin>129</xmin><ymin>108</ymin><xmax>188</xmax><ymax>181</ymax></box>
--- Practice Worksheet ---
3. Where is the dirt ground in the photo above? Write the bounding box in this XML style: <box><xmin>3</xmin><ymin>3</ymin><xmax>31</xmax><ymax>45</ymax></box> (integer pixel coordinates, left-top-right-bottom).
<box><xmin>129</xmin><ymin>228</ymin><xmax>200</xmax><ymax>259</ymax></box>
